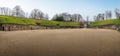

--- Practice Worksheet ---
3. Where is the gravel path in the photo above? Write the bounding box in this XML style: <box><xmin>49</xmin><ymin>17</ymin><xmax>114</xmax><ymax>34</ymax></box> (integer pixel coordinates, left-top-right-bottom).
<box><xmin>0</xmin><ymin>29</ymin><xmax>120</xmax><ymax>56</ymax></box>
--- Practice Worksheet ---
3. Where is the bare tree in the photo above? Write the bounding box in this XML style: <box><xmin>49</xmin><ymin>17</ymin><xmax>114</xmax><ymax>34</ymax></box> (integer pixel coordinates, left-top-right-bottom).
<box><xmin>12</xmin><ymin>5</ymin><xmax>25</xmax><ymax>18</ymax></box>
<box><xmin>95</xmin><ymin>13</ymin><xmax>105</xmax><ymax>21</ymax></box>
<box><xmin>71</xmin><ymin>14</ymin><xmax>82</xmax><ymax>22</ymax></box>
<box><xmin>0</xmin><ymin>7</ymin><xmax>4</xmax><ymax>15</ymax></box>
<box><xmin>101</xmin><ymin>14</ymin><xmax>105</xmax><ymax>20</ymax></box>
<box><xmin>77</xmin><ymin>14</ymin><xmax>83</xmax><ymax>22</ymax></box>
<box><xmin>105</xmin><ymin>10</ymin><xmax>112</xmax><ymax>20</ymax></box>
<box><xmin>0</xmin><ymin>7</ymin><xmax>13</xmax><ymax>16</ymax></box>
<box><xmin>0</xmin><ymin>6</ymin><xmax>49</xmax><ymax>19</ymax></box>
<box><xmin>105</xmin><ymin>11</ymin><xmax>109</xmax><ymax>19</ymax></box>
<box><xmin>44</xmin><ymin>14</ymin><xmax>49</xmax><ymax>20</ymax></box>
<box><xmin>93</xmin><ymin>16</ymin><xmax>98</xmax><ymax>21</ymax></box>
<box><xmin>109</xmin><ymin>11</ymin><xmax>112</xmax><ymax>19</ymax></box>
<box><xmin>8</xmin><ymin>8</ymin><xmax>13</xmax><ymax>16</ymax></box>
<box><xmin>30</xmin><ymin>9</ymin><xmax>45</xmax><ymax>20</ymax></box>
<box><xmin>38</xmin><ymin>11</ymin><xmax>44</xmax><ymax>20</ymax></box>
<box><xmin>115</xmin><ymin>8</ymin><xmax>120</xmax><ymax>19</ymax></box>
<box><xmin>30</xmin><ymin>9</ymin><xmax>38</xmax><ymax>19</ymax></box>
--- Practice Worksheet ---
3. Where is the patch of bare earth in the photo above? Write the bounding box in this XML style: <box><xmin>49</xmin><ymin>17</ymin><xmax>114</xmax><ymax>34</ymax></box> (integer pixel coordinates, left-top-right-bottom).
<box><xmin>0</xmin><ymin>29</ymin><xmax>120</xmax><ymax>56</ymax></box>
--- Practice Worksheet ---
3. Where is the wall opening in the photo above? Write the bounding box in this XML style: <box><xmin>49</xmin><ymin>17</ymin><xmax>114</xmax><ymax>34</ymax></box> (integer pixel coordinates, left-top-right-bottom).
<box><xmin>8</xmin><ymin>26</ymin><xmax>10</xmax><ymax>31</ymax></box>
<box><xmin>2</xmin><ymin>27</ymin><xmax>4</xmax><ymax>31</ymax></box>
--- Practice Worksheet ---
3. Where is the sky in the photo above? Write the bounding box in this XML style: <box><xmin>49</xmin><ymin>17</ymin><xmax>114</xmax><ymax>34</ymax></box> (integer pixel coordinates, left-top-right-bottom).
<box><xmin>0</xmin><ymin>0</ymin><xmax>120</xmax><ymax>21</ymax></box>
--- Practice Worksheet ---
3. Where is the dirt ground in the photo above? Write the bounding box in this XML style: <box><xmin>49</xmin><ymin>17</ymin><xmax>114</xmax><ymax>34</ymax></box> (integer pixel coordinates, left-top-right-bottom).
<box><xmin>0</xmin><ymin>29</ymin><xmax>120</xmax><ymax>56</ymax></box>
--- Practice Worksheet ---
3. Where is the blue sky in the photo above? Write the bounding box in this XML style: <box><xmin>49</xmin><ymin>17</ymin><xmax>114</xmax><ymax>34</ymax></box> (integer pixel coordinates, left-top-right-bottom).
<box><xmin>0</xmin><ymin>0</ymin><xmax>120</xmax><ymax>21</ymax></box>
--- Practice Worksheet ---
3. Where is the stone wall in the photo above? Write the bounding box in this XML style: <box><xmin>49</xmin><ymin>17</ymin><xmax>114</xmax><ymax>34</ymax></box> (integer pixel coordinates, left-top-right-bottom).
<box><xmin>0</xmin><ymin>24</ymin><xmax>40</xmax><ymax>31</ymax></box>
<box><xmin>102</xmin><ymin>25</ymin><xmax>120</xmax><ymax>31</ymax></box>
<box><xmin>100</xmin><ymin>25</ymin><xmax>117</xmax><ymax>30</ymax></box>
<box><xmin>0</xmin><ymin>23</ymin><xmax>81</xmax><ymax>31</ymax></box>
<box><xmin>92</xmin><ymin>24</ymin><xmax>120</xmax><ymax>31</ymax></box>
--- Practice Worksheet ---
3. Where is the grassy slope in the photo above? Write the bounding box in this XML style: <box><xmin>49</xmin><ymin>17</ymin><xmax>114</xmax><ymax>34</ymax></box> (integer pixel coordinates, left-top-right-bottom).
<box><xmin>92</xmin><ymin>19</ymin><xmax>120</xmax><ymax>26</ymax></box>
<box><xmin>0</xmin><ymin>15</ymin><xmax>36</xmax><ymax>25</ymax></box>
<box><xmin>0</xmin><ymin>15</ymin><xmax>80</xmax><ymax>27</ymax></box>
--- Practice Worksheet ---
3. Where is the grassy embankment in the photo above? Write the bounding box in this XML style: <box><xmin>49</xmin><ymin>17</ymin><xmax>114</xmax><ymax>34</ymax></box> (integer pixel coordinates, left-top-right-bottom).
<box><xmin>91</xmin><ymin>19</ymin><xmax>120</xmax><ymax>27</ymax></box>
<box><xmin>0</xmin><ymin>15</ymin><xmax>81</xmax><ymax>27</ymax></box>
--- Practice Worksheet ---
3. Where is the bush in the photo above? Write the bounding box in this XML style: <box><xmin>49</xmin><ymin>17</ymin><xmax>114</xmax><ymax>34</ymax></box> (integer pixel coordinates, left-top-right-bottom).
<box><xmin>52</xmin><ymin>16</ymin><xmax>64</xmax><ymax>21</ymax></box>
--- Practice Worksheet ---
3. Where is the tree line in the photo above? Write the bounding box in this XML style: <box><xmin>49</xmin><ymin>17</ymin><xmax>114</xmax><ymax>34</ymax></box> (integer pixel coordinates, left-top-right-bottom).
<box><xmin>52</xmin><ymin>13</ymin><xmax>83</xmax><ymax>22</ymax></box>
<box><xmin>0</xmin><ymin>5</ymin><xmax>83</xmax><ymax>22</ymax></box>
<box><xmin>94</xmin><ymin>8</ymin><xmax>120</xmax><ymax>21</ymax></box>
<box><xmin>0</xmin><ymin>5</ymin><xmax>120</xmax><ymax>22</ymax></box>
<box><xmin>0</xmin><ymin>5</ymin><xmax>48</xmax><ymax>20</ymax></box>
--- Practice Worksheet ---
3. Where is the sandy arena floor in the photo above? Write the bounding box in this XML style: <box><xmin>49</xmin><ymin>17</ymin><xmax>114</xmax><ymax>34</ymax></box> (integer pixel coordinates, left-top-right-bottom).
<box><xmin>0</xmin><ymin>29</ymin><xmax>120</xmax><ymax>56</ymax></box>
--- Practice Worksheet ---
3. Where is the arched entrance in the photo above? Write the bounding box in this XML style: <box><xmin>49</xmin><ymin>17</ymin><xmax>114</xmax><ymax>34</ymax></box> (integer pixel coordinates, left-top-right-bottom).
<box><xmin>8</xmin><ymin>26</ymin><xmax>11</xmax><ymax>31</ymax></box>
<box><xmin>2</xmin><ymin>27</ymin><xmax>5</xmax><ymax>31</ymax></box>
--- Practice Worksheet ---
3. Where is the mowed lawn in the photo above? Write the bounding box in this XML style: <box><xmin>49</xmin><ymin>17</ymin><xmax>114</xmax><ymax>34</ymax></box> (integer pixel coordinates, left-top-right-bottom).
<box><xmin>0</xmin><ymin>29</ymin><xmax>120</xmax><ymax>56</ymax></box>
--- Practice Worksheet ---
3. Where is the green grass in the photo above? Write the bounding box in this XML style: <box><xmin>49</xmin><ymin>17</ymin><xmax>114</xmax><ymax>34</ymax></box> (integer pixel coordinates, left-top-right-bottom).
<box><xmin>0</xmin><ymin>15</ymin><xmax>80</xmax><ymax>27</ymax></box>
<box><xmin>0</xmin><ymin>15</ymin><xmax>36</xmax><ymax>25</ymax></box>
<box><xmin>91</xmin><ymin>19</ymin><xmax>120</xmax><ymax>26</ymax></box>
<box><xmin>36</xmin><ymin>20</ymin><xmax>80</xmax><ymax>27</ymax></box>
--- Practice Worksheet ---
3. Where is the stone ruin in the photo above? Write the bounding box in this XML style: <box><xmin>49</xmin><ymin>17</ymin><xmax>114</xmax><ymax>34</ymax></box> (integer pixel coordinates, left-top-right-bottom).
<box><xmin>0</xmin><ymin>23</ymin><xmax>40</xmax><ymax>31</ymax></box>
<box><xmin>0</xmin><ymin>23</ymin><xmax>81</xmax><ymax>31</ymax></box>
